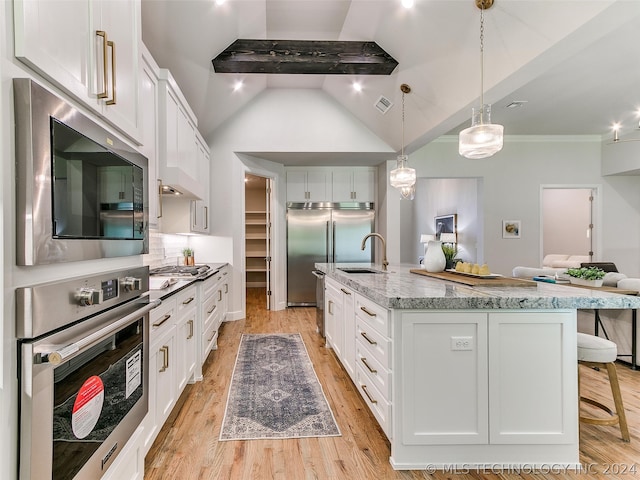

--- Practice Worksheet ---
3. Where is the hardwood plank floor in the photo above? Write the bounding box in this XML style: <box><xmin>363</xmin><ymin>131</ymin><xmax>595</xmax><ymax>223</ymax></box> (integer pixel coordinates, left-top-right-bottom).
<box><xmin>145</xmin><ymin>289</ymin><xmax>640</xmax><ymax>479</ymax></box>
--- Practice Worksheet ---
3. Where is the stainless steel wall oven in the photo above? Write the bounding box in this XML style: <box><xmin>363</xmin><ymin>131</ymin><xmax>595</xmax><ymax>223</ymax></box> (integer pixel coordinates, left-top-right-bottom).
<box><xmin>17</xmin><ymin>266</ymin><xmax>159</xmax><ymax>480</ymax></box>
<box><xmin>13</xmin><ymin>78</ymin><xmax>149</xmax><ymax>265</ymax></box>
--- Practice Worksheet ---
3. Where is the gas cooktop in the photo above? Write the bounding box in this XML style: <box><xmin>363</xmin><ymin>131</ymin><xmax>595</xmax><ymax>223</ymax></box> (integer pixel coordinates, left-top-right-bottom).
<box><xmin>150</xmin><ymin>264</ymin><xmax>212</xmax><ymax>277</ymax></box>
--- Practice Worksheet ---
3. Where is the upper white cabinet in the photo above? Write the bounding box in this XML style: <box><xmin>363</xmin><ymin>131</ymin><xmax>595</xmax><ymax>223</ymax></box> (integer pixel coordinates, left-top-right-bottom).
<box><xmin>14</xmin><ymin>0</ymin><xmax>142</xmax><ymax>143</ymax></box>
<box><xmin>332</xmin><ymin>168</ymin><xmax>376</xmax><ymax>202</ymax></box>
<box><xmin>286</xmin><ymin>169</ymin><xmax>329</xmax><ymax>202</ymax></box>
<box><xmin>285</xmin><ymin>167</ymin><xmax>375</xmax><ymax>203</ymax></box>
<box><xmin>139</xmin><ymin>45</ymin><xmax>160</xmax><ymax>227</ymax></box>
<box><xmin>191</xmin><ymin>134</ymin><xmax>210</xmax><ymax>234</ymax></box>
<box><xmin>157</xmin><ymin>69</ymin><xmax>205</xmax><ymax>200</ymax></box>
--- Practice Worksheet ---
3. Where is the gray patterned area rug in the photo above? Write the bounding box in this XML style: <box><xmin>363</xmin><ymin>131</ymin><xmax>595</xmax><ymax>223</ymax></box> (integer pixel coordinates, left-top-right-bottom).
<box><xmin>219</xmin><ymin>333</ymin><xmax>341</xmax><ymax>440</ymax></box>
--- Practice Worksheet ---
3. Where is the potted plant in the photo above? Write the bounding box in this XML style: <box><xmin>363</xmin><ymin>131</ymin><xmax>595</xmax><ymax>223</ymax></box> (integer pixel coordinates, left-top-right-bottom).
<box><xmin>441</xmin><ymin>244</ymin><xmax>458</xmax><ymax>270</ymax></box>
<box><xmin>182</xmin><ymin>248</ymin><xmax>194</xmax><ymax>266</ymax></box>
<box><xmin>565</xmin><ymin>266</ymin><xmax>605</xmax><ymax>287</ymax></box>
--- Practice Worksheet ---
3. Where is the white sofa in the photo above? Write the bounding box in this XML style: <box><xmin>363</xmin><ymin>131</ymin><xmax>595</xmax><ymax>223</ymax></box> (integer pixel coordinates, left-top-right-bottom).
<box><xmin>542</xmin><ymin>254</ymin><xmax>591</xmax><ymax>269</ymax></box>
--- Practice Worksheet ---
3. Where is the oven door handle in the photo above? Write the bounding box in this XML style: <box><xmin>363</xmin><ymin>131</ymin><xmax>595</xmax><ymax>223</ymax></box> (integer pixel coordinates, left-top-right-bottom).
<box><xmin>43</xmin><ymin>299</ymin><xmax>161</xmax><ymax>365</ymax></box>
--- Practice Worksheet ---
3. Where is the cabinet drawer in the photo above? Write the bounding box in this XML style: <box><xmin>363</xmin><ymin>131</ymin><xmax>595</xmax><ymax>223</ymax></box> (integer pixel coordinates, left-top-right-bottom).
<box><xmin>176</xmin><ymin>286</ymin><xmax>197</xmax><ymax>314</ymax></box>
<box><xmin>150</xmin><ymin>298</ymin><xmax>176</xmax><ymax>343</ymax></box>
<box><xmin>356</xmin><ymin>344</ymin><xmax>391</xmax><ymax>401</ymax></box>
<box><xmin>202</xmin><ymin>320</ymin><xmax>218</xmax><ymax>361</ymax></box>
<box><xmin>355</xmin><ymin>294</ymin><xmax>390</xmax><ymax>337</ymax></box>
<box><xmin>203</xmin><ymin>294</ymin><xmax>218</xmax><ymax>328</ymax></box>
<box><xmin>356</xmin><ymin>318</ymin><xmax>391</xmax><ymax>369</ymax></box>
<box><xmin>355</xmin><ymin>365</ymin><xmax>391</xmax><ymax>439</ymax></box>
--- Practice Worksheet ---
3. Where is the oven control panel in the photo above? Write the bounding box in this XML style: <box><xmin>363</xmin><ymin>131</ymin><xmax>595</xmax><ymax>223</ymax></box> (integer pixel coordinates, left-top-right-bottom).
<box><xmin>16</xmin><ymin>266</ymin><xmax>150</xmax><ymax>339</ymax></box>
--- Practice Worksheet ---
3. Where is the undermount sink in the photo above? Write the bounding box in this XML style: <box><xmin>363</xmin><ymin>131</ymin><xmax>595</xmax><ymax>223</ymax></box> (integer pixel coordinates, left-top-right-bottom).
<box><xmin>338</xmin><ymin>268</ymin><xmax>384</xmax><ymax>274</ymax></box>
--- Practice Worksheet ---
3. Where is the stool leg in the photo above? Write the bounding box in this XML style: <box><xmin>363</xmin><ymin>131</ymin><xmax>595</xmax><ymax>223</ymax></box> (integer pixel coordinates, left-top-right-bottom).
<box><xmin>605</xmin><ymin>362</ymin><xmax>630</xmax><ymax>442</ymax></box>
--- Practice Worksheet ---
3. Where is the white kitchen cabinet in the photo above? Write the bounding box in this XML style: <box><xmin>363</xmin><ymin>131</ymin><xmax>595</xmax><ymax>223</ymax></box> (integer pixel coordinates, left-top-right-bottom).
<box><xmin>14</xmin><ymin>0</ymin><xmax>142</xmax><ymax>143</ymax></box>
<box><xmin>103</xmin><ymin>426</ymin><xmax>144</xmax><ymax>480</ymax></box>
<box><xmin>397</xmin><ymin>309</ymin><xmax>576</xmax><ymax>448</ymax></box>
<box><xmin>332</xmin><ymin>168</ymin><xmax>376</xmax><ymax>202</ymax></box>
<box><xmin>99</xmin><ymin>166</ymin><xmax>134</xmax><ymax>203</ymax></box>
<box><xmin>139</xmin><ymin>44</ymin><xmax>161</xmax><ymax>227</ymax></box>
<box><xmin>144</xmin><ymin>298</ymin><xmax>177</xmax><ymax>455</ymax></box>
<box><xmin>175</xmin><ymin>286</ymin><xmax>198</xmax><ymax>392</ymax></box>
<box><xmin>191</xmin><ymin>134</ymin><xmax>210</xmax><ymax>234</ymax></box>
<box><xmin>157</xmin><ymin>69</ymin><xmax>205</xmax><ymax>200</ymax></box>
<box><xmin>286</xmin><ymin>169</ymin><xmax>329</xmax><ymax>202</ymax></box>
<box><xmin>324</xmin><ymin>278</ymin><xmax>344</xmax><ymax>360</ymax></box>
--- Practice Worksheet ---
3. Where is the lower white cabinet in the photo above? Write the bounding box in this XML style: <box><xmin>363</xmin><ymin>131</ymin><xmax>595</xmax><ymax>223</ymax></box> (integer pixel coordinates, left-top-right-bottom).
<box><xmin>102</xmin><ymin>426</ymin><xmax>144</xmax><ymax>480</ymax></box>
<box><xmin>143</xmin><ymin>284</ymin><xmax>198</xmax><ymax>456</ymax></box>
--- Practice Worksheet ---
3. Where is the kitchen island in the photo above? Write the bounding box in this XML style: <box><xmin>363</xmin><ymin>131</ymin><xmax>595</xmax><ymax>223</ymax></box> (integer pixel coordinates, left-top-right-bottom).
<box><xmin>315</xmin><ymin>263</ymin><xmax>640</xmax><ymax>471</ymax></box>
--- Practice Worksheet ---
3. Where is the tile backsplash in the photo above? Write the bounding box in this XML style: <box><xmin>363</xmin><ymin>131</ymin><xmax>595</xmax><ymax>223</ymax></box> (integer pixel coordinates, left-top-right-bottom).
<box><xmin>144</xmin><ymin>229</ymin><xmax>192</xmax><ymax>268</ymax></box>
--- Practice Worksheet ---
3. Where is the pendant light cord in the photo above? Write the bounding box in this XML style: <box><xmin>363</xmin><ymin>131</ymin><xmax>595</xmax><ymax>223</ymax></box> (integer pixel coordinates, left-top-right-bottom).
<box><xmin>479</xmin><ymin>5</ymin><xmax>485</xmax><ymax>122</ymax></box>
<box><xmin>401</xmin><ymin>91</ymin><xmax>405</xmax><ymax>158</ymax></box>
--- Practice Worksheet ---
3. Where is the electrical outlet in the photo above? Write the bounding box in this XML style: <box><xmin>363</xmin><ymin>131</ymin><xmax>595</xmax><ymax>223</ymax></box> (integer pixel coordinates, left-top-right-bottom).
<box><xmin>451</xmin><ymin>336</ymin><xmax>473</xmax><ymax>351</ymax></box>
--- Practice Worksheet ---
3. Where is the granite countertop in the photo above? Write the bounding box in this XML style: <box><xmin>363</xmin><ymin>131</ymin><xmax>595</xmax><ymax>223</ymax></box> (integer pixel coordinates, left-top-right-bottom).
<box><xmin>315</xmin><ymin>263</ymin><xmax>640</xmax><ymax>310</ymax></box>
<box><xmin>148</xmin><ymin>262</ymin><xmax>228</xmax><ymax>302</ymax></box>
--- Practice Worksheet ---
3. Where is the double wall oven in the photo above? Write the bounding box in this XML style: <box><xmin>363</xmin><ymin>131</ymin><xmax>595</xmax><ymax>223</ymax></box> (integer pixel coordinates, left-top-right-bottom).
<box><xmin>17</xmin><ymin>266</ymin><xmax>160</xmax><ymax>480</ymax></box>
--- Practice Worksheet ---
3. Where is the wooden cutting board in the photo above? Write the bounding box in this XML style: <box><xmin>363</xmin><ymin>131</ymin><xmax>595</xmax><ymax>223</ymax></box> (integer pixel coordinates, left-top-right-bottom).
<box><xmin>409</xmin><ymin>269</ymin><xmax>537</xmax><ymax>287</ymax></box>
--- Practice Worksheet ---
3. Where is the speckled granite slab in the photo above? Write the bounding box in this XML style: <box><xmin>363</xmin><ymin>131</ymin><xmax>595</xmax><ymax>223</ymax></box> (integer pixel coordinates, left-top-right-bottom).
<box><xmin>315</xmin><ymin>263</ymin><xmax>640</xmax><ymax>311</ymax></box>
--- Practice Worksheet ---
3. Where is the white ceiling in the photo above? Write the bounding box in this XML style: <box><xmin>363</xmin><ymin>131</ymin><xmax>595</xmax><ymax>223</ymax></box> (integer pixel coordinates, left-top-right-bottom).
<box><xmin>141</xmin><ymin>0</ymin><xmax>640</xmax><ymax>164</ymax></box>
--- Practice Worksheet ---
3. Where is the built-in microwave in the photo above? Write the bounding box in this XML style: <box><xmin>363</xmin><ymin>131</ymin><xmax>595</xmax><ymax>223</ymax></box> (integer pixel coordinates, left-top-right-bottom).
<box><xmin>13</xmin><ymin>78</ymin><xmax>148</xmax><ymax>265</ymax></box>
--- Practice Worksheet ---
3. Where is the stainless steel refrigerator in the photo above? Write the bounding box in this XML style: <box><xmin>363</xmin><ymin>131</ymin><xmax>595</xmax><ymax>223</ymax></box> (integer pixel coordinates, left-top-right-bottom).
<box><xmin>287</xmin><ymin>202</ymin><xmax>375</xmax><ymax>306</ymax></box>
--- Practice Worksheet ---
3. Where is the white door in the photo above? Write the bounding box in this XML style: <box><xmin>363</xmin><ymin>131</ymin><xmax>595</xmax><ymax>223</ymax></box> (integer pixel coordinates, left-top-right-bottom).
<box><xmin>265</xmin><ymin>178</ymin><xmax>272</xmax><ymax>310</ymax></box>
<box><xmin>542</xmin><ymin>187</ymin><xmax>597</xmax><ymax>260</ymax></box>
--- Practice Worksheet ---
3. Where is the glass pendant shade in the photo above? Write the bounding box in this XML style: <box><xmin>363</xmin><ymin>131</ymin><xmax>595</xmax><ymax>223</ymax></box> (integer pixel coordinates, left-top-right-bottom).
<box><xmin>390</xmin><ymin>155</ymin><xmax>416</xmax><ymax>190</ymax></box>
<box><xmin>459</xmin><ymin>104</ymin><xmax>504</xmax><ymax>159</ymax></box>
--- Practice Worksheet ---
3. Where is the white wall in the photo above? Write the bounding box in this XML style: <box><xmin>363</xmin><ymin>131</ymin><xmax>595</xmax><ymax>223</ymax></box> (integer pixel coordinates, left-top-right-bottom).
<box><xmin>401</xmin><ymin>136</ymin><xmax>640</xmax><ymax>277</ymax></box>
<box><xmin>409</xmin><ymin>177</ymin><xmax>482</xmax><ymax>265</ymax></box>
<box><xmin>202</xmin><ymin>89</ymin><xmax>394</xmax><ymax>317</ymax></box>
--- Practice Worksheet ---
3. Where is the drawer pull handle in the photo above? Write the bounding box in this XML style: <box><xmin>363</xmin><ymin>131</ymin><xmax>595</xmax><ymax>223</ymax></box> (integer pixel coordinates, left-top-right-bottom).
<box><xmin>182</xmin><ymin>296</ymin><xmax>195</xmax><ymax>305</ymax></box>
<box><xmin>360</xmin><ymin>331</ymin><xmax>377</xmax><ymax>345</ymax></box>
<box><xmin>224</xmin><ymin>284</ymin><xmax>228</xmax><ymax>293</ymax></box>
<box><xmin>187</xmin><ymin>319</ymin><xmax>194</xmax><ymax>339</ymax></box>
<box><xmin>360</xmin><ymin>306</ymin><xmax>376</xmax><ymax>317</ymax></box>
<box><xmin>218</xmin><ymin>290</ymin><xmax>223</xmax><ymax>301</ymax></box>
<box><xmin>340</xmin><ymin>288</ymin><xmax>351</xmax><ymax>295</ymax></box>
<box><xmin>208</xmin><ymin>330</ymin><xmax>217</xmax><ymax>342</ymax></box>
<box><xmin>361</xmin><ymin>357</ymin><xmax>377</xmax><ymax>374</ymax></box>
<box><xmin>328</xmin><ymin>300</ymin><xmax>334</xmax><ymax>315</ymax></box>
<box><xmin>361</xmin><ymin>385</ymin><xmax>377</xmax><ymax>404</ymax></box>
<box><xmin>207</xmin><ymin>304</ymin><xmax>217</xmax><ymax>314</ymax></box>
<box><xmin>153</xmin><ymin>313</ymin><xmax>171</xmax><ymax>327</ymax></box>
<box><xmin>159</xmin><ymin>346</ymin><xmax>169</xmax><ymax>372</ymax></box>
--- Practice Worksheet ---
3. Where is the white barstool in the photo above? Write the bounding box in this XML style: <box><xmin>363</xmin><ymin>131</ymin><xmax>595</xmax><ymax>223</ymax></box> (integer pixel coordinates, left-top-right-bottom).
<box><xmin>577</xmin><ymin>332</ymin><xmax>630</xmax><ymax>442</ymax></box>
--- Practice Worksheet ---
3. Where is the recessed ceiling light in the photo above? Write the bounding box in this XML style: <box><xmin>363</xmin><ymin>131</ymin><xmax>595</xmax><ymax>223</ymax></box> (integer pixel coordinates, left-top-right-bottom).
<box><xmin>233</xmin><ymin>80</ymin><xmax>243</xmax><ymax>91</ymax></box>
<box><xmin>352</xmin><ymin>81</ymin><xmax>362</xmax><ymax>92</ymax></box>
<box><xmin>215</xmin><ymin>0</ymin><xmax>226</xmax><ymax>5</ymax></box>
<box><xmin>401</xmin><ymin>0</ymin><xmax>415</xmax><ymax>8</ymax></box>
<box><xmin>504</xmin><ymin>100</ymin><xmax>528</xmax><ymax>109</ymax></box>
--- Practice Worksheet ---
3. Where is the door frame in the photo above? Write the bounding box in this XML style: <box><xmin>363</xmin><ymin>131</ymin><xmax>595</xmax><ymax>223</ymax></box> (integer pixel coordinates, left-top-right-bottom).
<box><xmin>539</xmin><ymin>184</ymin><xmax>602</xmax><ymax>264</ymax></box>
<box><xmin>242</xmin><ymin>168</ymin><xmax>280</xmax><ymax>312</ymax></box>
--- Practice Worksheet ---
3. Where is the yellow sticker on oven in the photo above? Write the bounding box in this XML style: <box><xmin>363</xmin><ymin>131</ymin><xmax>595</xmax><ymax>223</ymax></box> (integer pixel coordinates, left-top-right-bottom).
<box><xmin>71</xmin><ymin>375</ymin><xmax>105</xmax><ymax>439</ymax></box>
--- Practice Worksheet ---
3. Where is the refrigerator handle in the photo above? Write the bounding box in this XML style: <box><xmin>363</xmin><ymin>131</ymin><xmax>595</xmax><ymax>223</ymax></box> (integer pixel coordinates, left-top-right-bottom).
<box><xmin>332</xmin><ymin>221</ymin><xmax>336</xmax><ymax>263</ymax></box>
<box><xmin>326</xmin><ymin>221</ymin><xmax>330</xmax><ymax>263</ymax></box>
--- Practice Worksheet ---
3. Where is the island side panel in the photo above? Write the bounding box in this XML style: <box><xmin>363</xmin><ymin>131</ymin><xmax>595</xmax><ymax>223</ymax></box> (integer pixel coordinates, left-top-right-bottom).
<box><xmin>488</xmin><ymin>310</ymin><xmax>578</xmax><ymax>445</ymax></box>
<box><xmin>391</xmin><ymin>308</ymin><xmax>579</xmax><ymax>469</ymax></box>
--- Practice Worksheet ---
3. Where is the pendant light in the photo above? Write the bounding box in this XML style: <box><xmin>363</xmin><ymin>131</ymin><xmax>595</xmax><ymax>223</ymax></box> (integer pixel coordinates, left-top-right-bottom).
<box><xmin>459</xmin><ymin>0</ymin><xmax>504</xmax><ymax>159</ymax></box>
<box><xmin>390</xmin><ymin>83</ymin><xmax>416</xmax><ymax>199</ymax></box>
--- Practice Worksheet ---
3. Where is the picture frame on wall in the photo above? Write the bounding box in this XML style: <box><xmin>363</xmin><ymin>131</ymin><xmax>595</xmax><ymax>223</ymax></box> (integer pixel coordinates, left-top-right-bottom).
<box><xmin>502</xmin><ymin>220</ymin><xmax>521</xmax><ymax>239</ymax></box>
<box><xmin>435</xmin><ymin>214</ymin><xmax>457</xmax><ymax>236</ymax></box>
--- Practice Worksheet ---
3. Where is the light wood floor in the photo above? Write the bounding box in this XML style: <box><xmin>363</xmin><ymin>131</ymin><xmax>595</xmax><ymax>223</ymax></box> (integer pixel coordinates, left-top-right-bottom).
<box><xmin>145</xmin><ymin>289</ymin><xmax>640</xmax><ymax>479</ymax></box>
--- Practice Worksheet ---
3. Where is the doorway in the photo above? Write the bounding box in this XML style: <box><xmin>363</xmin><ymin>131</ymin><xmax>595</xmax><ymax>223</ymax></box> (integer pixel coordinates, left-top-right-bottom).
<box><xmin>541</xmin><ymin>186</ymin><xmax>599</xmax><ymax>261</ymax></box>
<box><xmin>244</xmin><ymin>174</ymin><xmax>272</xmax><ymax>309</ymax></box>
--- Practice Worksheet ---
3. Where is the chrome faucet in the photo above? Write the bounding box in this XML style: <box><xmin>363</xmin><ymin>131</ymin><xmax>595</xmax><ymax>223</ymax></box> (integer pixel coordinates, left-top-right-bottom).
<box><xmin>361</xmin><ymin>233</ymin><xmax>388</xmax><ymax>272</ymax></box>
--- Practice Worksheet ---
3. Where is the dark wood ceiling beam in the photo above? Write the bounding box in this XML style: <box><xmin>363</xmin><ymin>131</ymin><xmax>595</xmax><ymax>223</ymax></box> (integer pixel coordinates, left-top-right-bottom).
<box><xmin>212</xmin><ymin>39</ymin><xmax>398</xmax><ymax>75</ymax></box>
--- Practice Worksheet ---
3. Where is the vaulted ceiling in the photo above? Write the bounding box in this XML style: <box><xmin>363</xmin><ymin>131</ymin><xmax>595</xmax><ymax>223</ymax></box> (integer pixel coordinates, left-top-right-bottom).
<box><xmin>141</xmin><ymin>0</ymin><xmax>640</xmax><ymax>160</ymax></box>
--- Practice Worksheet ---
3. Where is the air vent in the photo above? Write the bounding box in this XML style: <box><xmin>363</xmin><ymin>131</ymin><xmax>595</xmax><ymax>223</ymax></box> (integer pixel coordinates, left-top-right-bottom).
<box><xmin>374</xmin><ymin>95</ymin><xmax>393</xmax><ymax>114</ymax></box>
